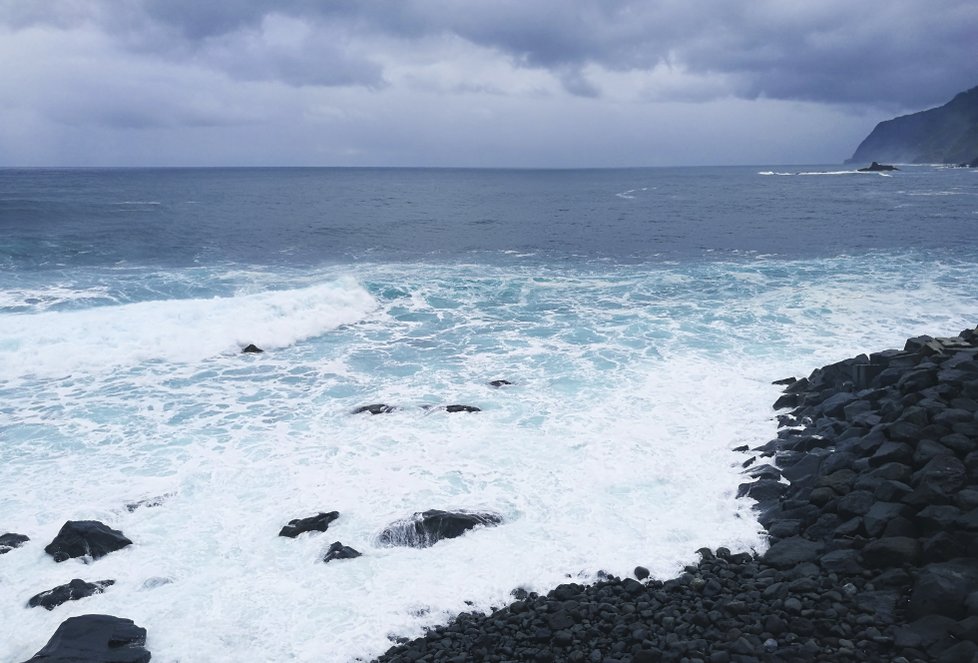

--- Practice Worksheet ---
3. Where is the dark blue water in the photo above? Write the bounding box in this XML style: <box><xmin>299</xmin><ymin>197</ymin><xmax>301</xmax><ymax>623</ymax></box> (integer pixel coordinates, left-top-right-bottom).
<box><xmin>3</xmin><ymin>166</ymin><xmax>976</xmax><ymax>270</ymax></box>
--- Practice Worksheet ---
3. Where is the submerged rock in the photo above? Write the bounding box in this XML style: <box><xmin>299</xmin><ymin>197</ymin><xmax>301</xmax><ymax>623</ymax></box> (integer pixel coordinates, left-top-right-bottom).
<box><xmin>124</xmin><ymin>493</ymin><xmax>173</xmax><ymax>512</ymax></box>
<box><xmin>28</xmin><ymin>579</ymin><xmax>115</xmax><ymax>611</ymax></box>
<box><xmin>489</xmin><ymin>379</ymin><xmax>513</xmax><ymax>388</ymax></box>
<box><xmin>241</xmin><ymin>344</ymin><xmax>263</xmax><ymax>353</ymax></box>
<box><xmin>421</xmin><ymin>404</ymin><xmax>482</xmax><ymax>413</ymax></box>
<box><xmin>22</xmin><ymin>614</ymin><xmax>150</xmax><ymax>663</ymax></box>
<box><xmin>352</xmin><ymin>403</ymin><xmax>396</xmax><ymax>415</ymax></box>
<box><xmin>279</xmin><ymin>511</ymin><xmax>339</xmax><ymax>538</ymax></box>
<box><xmin>44</xmin><ymin>521</ymin><xmax>132</xmax><ymax>563</ymax></box>
<box><xmin>378</xmin><ymin>510</ymin><xmax>502</xmax><ymax>548</ymax></box>
<box><xmin>0</xmin><ymin>532</ymin><xmax>29</xmax><ymax>554</ymax></box>
<box><xmin>322</xmin><ymin>541</ymin><xmax>361</xmax><ymax>563</ymax></box>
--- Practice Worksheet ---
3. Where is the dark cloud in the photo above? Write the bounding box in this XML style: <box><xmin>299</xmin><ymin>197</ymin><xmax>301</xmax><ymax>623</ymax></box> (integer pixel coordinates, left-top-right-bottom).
<box><xmin>3</xmin><ymin>0</ymin><xmax>975</xmax><ymax>108</ymax></box>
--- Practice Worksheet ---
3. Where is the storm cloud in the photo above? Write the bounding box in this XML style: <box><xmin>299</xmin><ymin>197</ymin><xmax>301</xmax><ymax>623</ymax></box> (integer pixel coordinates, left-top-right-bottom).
<box><xmin>1</xmin><ymin>0</ymin><xmax>975</xmax><ymax>165</ymax></box>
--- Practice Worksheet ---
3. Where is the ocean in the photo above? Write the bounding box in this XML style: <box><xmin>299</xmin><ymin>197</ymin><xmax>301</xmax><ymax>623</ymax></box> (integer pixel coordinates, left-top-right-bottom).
<box><xmin>1</xmin><ymin>165</ymin><xmax>976</xmax><ymax>661</ymax></box>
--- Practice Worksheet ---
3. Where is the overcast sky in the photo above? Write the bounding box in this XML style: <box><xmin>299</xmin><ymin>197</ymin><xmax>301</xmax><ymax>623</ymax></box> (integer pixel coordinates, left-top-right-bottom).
<box><xmin>1</xmin><ymin>0</ymin><xmax>976</xmax><ymax>167</ymax></box>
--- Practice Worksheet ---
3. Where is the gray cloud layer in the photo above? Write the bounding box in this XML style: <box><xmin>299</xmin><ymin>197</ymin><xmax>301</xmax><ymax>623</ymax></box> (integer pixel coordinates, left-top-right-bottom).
<box><xmin>1</xmin><ymin>0</ymin><xmax>976</xmax><ymax>165</ymax></box>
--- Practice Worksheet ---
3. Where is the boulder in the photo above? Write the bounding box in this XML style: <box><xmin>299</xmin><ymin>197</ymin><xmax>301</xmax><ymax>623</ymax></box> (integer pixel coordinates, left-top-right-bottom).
<box><xmin>28</xmin><ymin>579</ymin><xmax>115</xmax><ymax>611</ymax></box>
<box><xmin>762</xmin><ymin>537</ymin><xmax>823</xmax><ymax>569</ymax></box>
<box><xmin>910</xmin><ymin>559</ymin><xmax>978</xmax><ymax>619</ymax></box>
<box><xmin>279</xmin><ymin>511</ymin><xmax>339</xmax><ymax>538</ymax></box>
<box><xmin>861</xmin><ymin>536</ymin><xmax>921</xmax><ymax>568</ymax></box>
<box><xmin>241</xmin><ymin>344</ymin><xmax>263</xmax><ymax>353</ymax></box>
<box><xmin>352</xmin><ymin>404</ymin><xmax>396</xmax><ymax>415</ymax></box>
<box><xmin>0</xmin><ymin>532</ymin><xmax>29</xmax><ymax>554</ymax></box>
<box><xmin>378</xmin><ymin>510</ymin><xmax>502</xmax><ymax>548</ymax></box>
<box><xmin>489</xmin><ymin>380</ymin><xmax>513</xmax><ymax>388</ymax></box>
<box><xmin>858</xmin><ymin>162</ymin><xmax>898</xmax><ymax>172</ymax></box>
<box><xmin>322</xmin><ymin>541</ymin><xmax>361</xmax><ymax>563</ymax></box>
<box><xmin>21</xmin><ymin>614</ymin><xmax>150</xmax><ymax>663</ymax></box>
<box><xmin>44</xmin><ymin>521</ymin><xmax>132</xmax><ymax>562</ymax></box>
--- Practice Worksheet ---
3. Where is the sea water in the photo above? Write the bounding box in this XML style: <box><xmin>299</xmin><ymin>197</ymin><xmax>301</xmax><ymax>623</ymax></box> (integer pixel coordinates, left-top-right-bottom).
<box><xmin>1</xmin><ymin>165</ymin><xmax>977</xmax><ymax>661</ymax></box>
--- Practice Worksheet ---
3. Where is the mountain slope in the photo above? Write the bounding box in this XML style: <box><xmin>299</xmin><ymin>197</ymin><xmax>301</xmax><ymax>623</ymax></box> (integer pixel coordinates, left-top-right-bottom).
<box><xmin>847</xmin><ymin>86</ymin><xmax>978</xmax><ymax>164</ymax></box>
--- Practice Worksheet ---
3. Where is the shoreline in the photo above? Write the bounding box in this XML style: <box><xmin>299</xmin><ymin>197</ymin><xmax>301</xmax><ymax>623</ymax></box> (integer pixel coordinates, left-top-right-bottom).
<box><xmin>372</xmin><ymin>327</ymin><xmax>978</xmax><ymax>663</ymax></box>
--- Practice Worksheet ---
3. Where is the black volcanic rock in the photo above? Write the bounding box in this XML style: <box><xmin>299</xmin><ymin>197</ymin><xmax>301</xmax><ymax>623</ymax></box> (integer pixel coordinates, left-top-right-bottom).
<box><xmin>44</xmin><ymin>521</ymin><xmax>132</xmax><ymax>562</ymax></box>
<box><xmin>322</xmin><ymin>541</ymin><xmax>361</xmax><ymax>563</ymax></box>
<box><xmin>28</xmin><ymin>579</ymin><xmax>115</xmax><ymax>611</ymax></box>
<box><xmin>858</xmin><ymin>161</ymin><xmax>898</xmax><ymax>172</ymax></box>
<box><xmin>241</xmin><ymin>344</ymin><xmax>263</xmax><ymax>353</ymax></box>
<box><xmin>489</xmin><ymin>379</ymin><xmax>513</xmax><ymax>387</ymax></box>
<box><xmin>352</xmin><ymin>403</ymin><xmax>396</xmax><ymax>415</ymax></box>
<box><xmin>377</xmin><ymin>510</ymin><xmax>502</xmax><ymax>548</ymax></box>
<box><xmin>279</xmin><ymin>511</ymin><xmax>339</xmax><ymax>538</ymax></box>
<box><xmin>847</xmin><ymin>85</ymin><xmax>978</xmax><ymax>164</ymax></box>
<box><xmin>22</xmin><ymin>614</ymin><xmax>150</xmax><ymax>663</ymax></box>
<box><xmin>0</xmin><ymin>532</ymin><xmax>29</xmax><ymax>553</ymax></box>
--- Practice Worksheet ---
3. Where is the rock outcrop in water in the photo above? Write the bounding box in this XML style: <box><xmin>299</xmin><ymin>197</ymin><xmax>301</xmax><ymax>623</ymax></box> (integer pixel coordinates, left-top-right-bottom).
<box><xmin>241</xmin><ymin>344</ymin><xmax>264</xmax><ymax>353</ymax></box>
<box><xmin>27</xmin><ymin>579</ymin><xmax>115</xmax><ymax>611</ymax></box>
<box><xmin>857</xmin><ymin>162</ymin><xmax>898</xmax><ymax>172</ymax></box>
<box><xmin>353</xmin><ymin>404</ymin><xmax>398</xmax><ymax>415</ymax></box>
<box><xmin>44</xmin><ymin>521</ymin><xmax>132</xmax><ymax>563</ymax></box>
<box><xmin>847</xmin><ymin>85</ymin><xmax>978</xmax><ymax>164</ymax></box>
<box><xmin>22</xmin><ymin>614</ymin><xmax>150</xmax><ymax>663</ymax></box>
<box><xmin>322</xmin><ymin>541</ymin><xmax>362</xmax><ymax>563</ymax></box>
<box><xmin>374</xmin><ymin>326</ymin><xmax>978</xmax><ymax>662</ymax></box>
<box><xmin>279</xmin><ymin>511</ymin><xmax>340</xmax><ymax>538</ymax></box>
<box><xmin>0</xmin><ymin>532</ymin><xmax>29</xmax><ymax>554</ymax></box>
<box><xmin>378</xmin><ymin>510</ymin><xmax>502</xmax><ymax>548</ymax></box>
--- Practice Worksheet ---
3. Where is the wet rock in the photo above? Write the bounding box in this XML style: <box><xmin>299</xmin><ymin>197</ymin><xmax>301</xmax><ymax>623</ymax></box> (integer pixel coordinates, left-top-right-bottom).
<box><xmin>910</xmin><ymin>559</ymin><xmax>978</xmax><ymax>619</ymax></box>
<box><xmin>0</xmin><ymin>532</ymin><xmax>29</xmax><ymax>553</ymax></box>
<box><xmin>241</xmin><ymin>344</ymin><xmax>263</xmax><ymax>353</ymax></box>
<box><xmin>27</xmin><ymin>579</ymin><xmax>115</xmax><ymax>611</ymax></box>
<box><xmin>279</xmin><ymin>511</ymin><xmax>339</xmax><ymax>538</ymax></box>
<box><xmin>352</xmin><ymin>403</ymin><xmax>397</xmax><ymax>415</ymax></box>
<box><xmin>378</xmin><ymin>510</ymin><xmax>502</xmax><ymax>548</ymax></box>
<box><xmin>44</xmin><ymin>521</ymin><xmax>132</xmax><ymax>562</ymax></box>
<box><xmin>21</xmin><ymin>614</ymin><xmax>150</xmax><ymax>663</ymax></box>
<box><xmin>489</xmin><ymin>379</ymin><xmax>513</xmax><ymax>387</ymax></box>
<box><xmin>322</xmin><ymin>541</ymin><xmax>361</xmax><ymax>563</ymax></box>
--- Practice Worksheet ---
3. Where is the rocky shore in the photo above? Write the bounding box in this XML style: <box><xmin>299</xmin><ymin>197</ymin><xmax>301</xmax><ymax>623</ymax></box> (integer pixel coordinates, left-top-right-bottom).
<box><xmin>373</xmin><ymin>327</ymin><xmax>978</xmax><ymax>663</ymax></box>
<box><xmin>7</xmin><ymin>327</ymin><xmax>978</xmax><ymax>662</ymax></box>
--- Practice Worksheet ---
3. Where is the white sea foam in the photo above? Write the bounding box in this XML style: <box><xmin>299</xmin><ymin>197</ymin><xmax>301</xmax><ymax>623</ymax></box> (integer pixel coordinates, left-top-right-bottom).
<box><xmin>0</xmin><ymin>277</ymin><xmax>376</xmax><ymax>379</ymax></box>
<box><xmin>2</xmin><ymin>258</ymin><xmax>977</xmax><ymax>662</ymax></box>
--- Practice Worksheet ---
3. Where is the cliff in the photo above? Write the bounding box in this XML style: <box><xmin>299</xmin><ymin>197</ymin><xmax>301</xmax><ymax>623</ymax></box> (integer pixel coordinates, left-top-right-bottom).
<box><xmin>846</xmin><ymin>85</ymin><xmax>978</xmax><ymax>164</ymax></box>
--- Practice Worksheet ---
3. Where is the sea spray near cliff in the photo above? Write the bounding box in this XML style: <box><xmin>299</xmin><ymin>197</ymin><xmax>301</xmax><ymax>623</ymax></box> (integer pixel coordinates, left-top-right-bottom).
<box><xmin>2</xmin><ymin>166</ymin><xmax>978</xmax><ymax>661</ymax></box>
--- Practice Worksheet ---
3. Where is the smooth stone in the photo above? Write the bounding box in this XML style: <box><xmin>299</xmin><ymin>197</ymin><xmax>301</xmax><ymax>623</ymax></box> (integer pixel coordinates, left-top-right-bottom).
<box><xmin>910</xmin><ymin>559</ymin><xmax>978</xmax><ymax>619</ymax></box>
<box><xmin>44</xmin><ymin>521</ymin><xmax>132</xmax><ymax>563</ymax></box>
<box><xmin>28</xmin><ymin>579</ymin><xmax>115</xmax><ymax>611</ymax></box>
<box><xmin>279</xmin><ymin>511</ymin><xmax>339</xmax><ymax>538</ymax></box>
<box><xmin>861</xmin><ymin>536</ymin><xmax>921</xmax><ymax>568</ymax></box>
<box><xmin>21</xmin><ymin>614</ymin><xmax>150</xmax><ymax>663</ymax></box>
<box><xmin>762</xmin><ymin>537</ymin><xmax>823</xmax><ymax>569</ymax></box>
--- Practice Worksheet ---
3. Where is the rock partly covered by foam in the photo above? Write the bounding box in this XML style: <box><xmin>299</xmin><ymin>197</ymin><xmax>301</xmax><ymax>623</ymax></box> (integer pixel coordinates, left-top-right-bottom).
<box><xmin>28</xmin><ymin>579</ymin><xmax>115</xmax><ymax>611</ymax></box>
<box><xmin>241</xmin><ymin>344</ymin><xmax>263</xmax><ymax>353</ymax></box>
<box><xmin>373</xmin><ymin>326</ymin><xmax>978</xmax><ymax>662</ymax></box>
<box><xmin>21</xmin><ymin>614</ymin><xmax>150</xmax><ymax>663</ymax></box>
<box><xmin>1</xmin><ymin>532</ymin><xmax>29</xmax><ymax>554</ymax></box>
<box><xmin>352</xmin><ymin>404</ymin><xmax>397</xmax><ymax>415</ymax></box>
<box><xmin>857</xmin><ymin>162</ymin><xmax>898</xmax><ymax>172</ymax></box>
<box><xmin>322</xmin><ymin>541</ymin><xmax>362</xmax><ymax>563</ymax></box>
<box><xmin>278</xmin><ymin>511</ymin><xmax>339</xmax><ymax>538</ymax></box>
<box><xmin>378</xmin><ymin>510</ymin><xmax>502</xmax><ymax>548</ymax></box>
<box><xmin>44</xmin><ymin>521</ymin><xmax>132</xmax><ymax>563</ymax></box>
